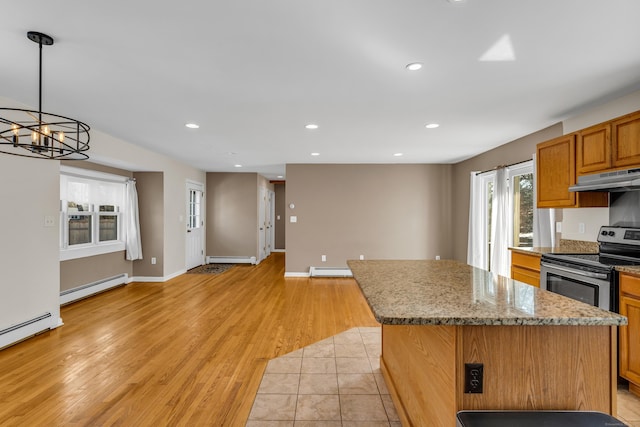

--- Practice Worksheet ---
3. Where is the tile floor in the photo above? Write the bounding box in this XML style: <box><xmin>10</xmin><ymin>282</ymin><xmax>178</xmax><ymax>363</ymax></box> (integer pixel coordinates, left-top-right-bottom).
<box><xmin>247</xmin><ymin>326</ymin><xmax>640</xmax><ymax>427</ymax></box>
<box><xmin>246</xmin><ymin>326</ymin><xmax>400</xmax><ymax>426</ymax></box>
<box><xmin>618</xmin><ymin>384</ymin><xmax>640</xmax><ymax>426</ymax></box>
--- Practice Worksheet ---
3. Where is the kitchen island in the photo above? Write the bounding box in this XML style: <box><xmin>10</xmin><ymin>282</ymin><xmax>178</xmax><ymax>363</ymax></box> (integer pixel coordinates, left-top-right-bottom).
<box><xmin>347</xmin><ymin>259</ymin><xmax>627</xmax><ymax>427</ymax></box>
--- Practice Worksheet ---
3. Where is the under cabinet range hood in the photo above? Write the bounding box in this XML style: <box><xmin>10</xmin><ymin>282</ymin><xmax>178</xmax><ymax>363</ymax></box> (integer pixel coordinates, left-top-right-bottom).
<box><xmin>569</xmin><ymin>168</ymin><xmax>640</xmax><ymax>192</ymax></box>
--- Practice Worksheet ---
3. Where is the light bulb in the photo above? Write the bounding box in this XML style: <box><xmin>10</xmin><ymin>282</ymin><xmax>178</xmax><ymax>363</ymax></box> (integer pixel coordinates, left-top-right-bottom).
<box><xmin>32</xmin><ymin>130</ymin><xmax>38</xmax><ymax>143</ymax></box>
<box><xmin>11</xmin><ymin>125</ymin><xmax>19</xmax><ymax>145</ymax></box>
<box><xmin>43</xmin><ymin>125</ymin><xmax>50</xmax><ymax>135</ymax></box>
<box><xmin>58</xmin><ymin>131</ymin><xmax>65</xmax><ymax>142</ymax></box>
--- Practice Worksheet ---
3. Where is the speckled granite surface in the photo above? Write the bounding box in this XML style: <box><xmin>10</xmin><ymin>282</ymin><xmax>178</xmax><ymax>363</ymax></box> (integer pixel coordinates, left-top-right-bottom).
<box><xmin>510</xmin><ymin>239</ymin><xmax>599</xmax><ymax>256</ymax></box>
<box><xmin>347</xmin><ymin>259</ymin><xmax>626</xmax><ymax>326</ymax></box>
<box><xmin>616</xmin><ymin>265</ymin><xmax>640</xmax><ymax>275</ymax></box>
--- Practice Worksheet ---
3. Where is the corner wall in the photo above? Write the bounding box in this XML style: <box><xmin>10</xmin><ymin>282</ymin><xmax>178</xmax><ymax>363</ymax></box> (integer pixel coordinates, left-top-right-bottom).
<box><xmin>285</xmin><ymin>164</ymin><xmax>453</xmax><ymax>273</ymax></box>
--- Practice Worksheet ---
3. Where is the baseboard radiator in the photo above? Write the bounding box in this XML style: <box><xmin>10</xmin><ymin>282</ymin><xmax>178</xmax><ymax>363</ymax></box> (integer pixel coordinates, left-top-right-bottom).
<box><xmin>0</xmin><ymin>312</ymin><xmax>52</xmax><ymax>349</ymax></box>
<box><xmin>60</xmin><ymin>273</ymin><xmax>128</xmax><ymax>305</ymax></box>
<box><xmin>309</xmin><ymin>267</ymin><xmax>353</xmax><ymax>277</ymax></box>
<box><xmin>206</xmin><ymin>256</ymin><xmax>257</xmax><ymax>265</ymax></box>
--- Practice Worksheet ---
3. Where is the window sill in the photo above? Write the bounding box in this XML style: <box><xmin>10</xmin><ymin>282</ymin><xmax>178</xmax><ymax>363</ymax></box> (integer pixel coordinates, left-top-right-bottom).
<box><xmin>60</xmin><ymin>242</ymin><xmax>126</xmax><ymax>261</ymax></box>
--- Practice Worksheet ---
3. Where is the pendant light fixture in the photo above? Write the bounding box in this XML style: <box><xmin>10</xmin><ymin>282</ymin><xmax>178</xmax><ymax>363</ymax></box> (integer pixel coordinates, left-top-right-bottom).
<box><xmin>0</xmin><ymin>31</ymin><xmax>90</xmax><ymax>160</ymax></box>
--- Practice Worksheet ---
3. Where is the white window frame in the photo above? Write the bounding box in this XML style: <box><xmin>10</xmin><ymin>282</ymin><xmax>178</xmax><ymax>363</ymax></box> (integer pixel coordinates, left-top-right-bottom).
<box><xmin>60</xmin><ymin>166</ymin><xmax>128</xmax><ymax>261</ymax></box>
<box><xmin>506</xmin><ymin>161</ymin><xmax>534</xmax><ymax>248</ymax></box>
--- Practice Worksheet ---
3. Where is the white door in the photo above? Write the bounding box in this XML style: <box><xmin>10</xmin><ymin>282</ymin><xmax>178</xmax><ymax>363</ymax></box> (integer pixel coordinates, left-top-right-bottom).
<box><xmin>267</xmin><ymin>190</ymin><xmax>275</xmax><ymax>256</ymax></box>
<box><xmin>258</xmin><ymin>187</ymin><xmax>267</xmax><ymax>263</ymax></box>
<box><xmin>186</xmin><ymin>181</ymin><xmax>204</xmax><ymax>270</ymax></box>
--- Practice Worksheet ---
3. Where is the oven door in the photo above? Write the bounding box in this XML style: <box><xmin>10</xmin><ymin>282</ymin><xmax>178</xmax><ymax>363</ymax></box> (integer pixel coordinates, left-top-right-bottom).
<box><xmin>540</xmin><ymin>261</ymin><xmax>612</xmax><ymax>311</ymax></box>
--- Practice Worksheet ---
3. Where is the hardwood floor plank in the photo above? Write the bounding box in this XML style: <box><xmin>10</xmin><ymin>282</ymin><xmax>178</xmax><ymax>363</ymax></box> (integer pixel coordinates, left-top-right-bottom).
<box><xmin>0</xmin><ymin>252</ymin><xmax>378</xmax><ymax>426</ymax></box>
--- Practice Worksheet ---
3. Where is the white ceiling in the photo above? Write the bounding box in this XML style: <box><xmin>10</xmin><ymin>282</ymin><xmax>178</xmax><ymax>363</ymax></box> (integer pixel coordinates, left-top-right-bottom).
<box><xmin>2</xmin><ymin>0</ymin><xmax>640</xmax><ymax>179</ymax></box>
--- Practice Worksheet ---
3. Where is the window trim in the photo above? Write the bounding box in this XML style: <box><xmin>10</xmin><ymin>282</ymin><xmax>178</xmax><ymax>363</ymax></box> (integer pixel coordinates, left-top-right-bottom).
<box><xmin>60</xmin><ymin>166</ymin><xmax>128</xmax><ymax>261</ymax></box>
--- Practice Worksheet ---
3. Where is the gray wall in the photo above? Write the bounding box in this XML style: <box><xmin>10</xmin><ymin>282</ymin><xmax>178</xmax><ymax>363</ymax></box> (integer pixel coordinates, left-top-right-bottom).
<box><xmin>206</xmin><ymin>172</ymin><xmax>259</xmax><ymax>258</ymax></box>
<box><xmin>285</xmin><ymin>164</ymin><xmax>453</xmax><ymax>273</ymax></box>
<box><xmin>274</xmin><ymin>183</ymin><xmax>286</xmax><ymax>250</ymax></box>
<box><xmin>133</xmin><ymin>172</ymin><xmax>164</xmax><ymax>277</ymax></box>
<box><xmin>450</xmin><ymin>123</ymin><xmax>564</xmax><ymax>262</ymax></box>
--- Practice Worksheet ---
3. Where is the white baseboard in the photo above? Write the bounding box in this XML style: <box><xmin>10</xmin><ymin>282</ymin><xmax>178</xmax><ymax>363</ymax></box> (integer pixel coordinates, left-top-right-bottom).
<box><xmin>309</xmin><ymin>267</ymin><xmax>353</xmax><ymax>277</ymax></box>
<box><xmin>131</xmin><ymin>268</ymin><xmax>185</xmax><ymax>283</ymax></box>
<box><xmin>60</xmin><ymin>274</ymin><xmax>128</xmax><ymax>305</ymax></box>
<box><xmin>272</xmin><ymin>249</ymin><xmax>286</xmax><ymax>253</ymax></box>
<box><xmin>284</xmin><ymin>272</ymin><xmax>311</xmax><ymax>277</ymax></box>
<box><xmin>206</xmin><ymin>256</ymin><xmax>257</xmax><ymax>264</ymax></box>
<box><xmin>0</xmin><ymin>312</ymin><xmax>53</xmax><ymax>350</ymax></box>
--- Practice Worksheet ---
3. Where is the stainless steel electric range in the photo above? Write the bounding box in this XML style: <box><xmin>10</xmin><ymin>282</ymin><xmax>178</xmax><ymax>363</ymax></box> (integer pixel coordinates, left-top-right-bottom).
<box><xmin>540</xmin><ymin>226</ymin><xmax>640</xmax><ymax>312</ymax></box>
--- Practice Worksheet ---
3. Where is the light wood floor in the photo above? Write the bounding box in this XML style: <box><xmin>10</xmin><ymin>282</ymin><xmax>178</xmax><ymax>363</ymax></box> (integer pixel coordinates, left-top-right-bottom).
<box><xmin>0</xmin><ymin>252</ymin><xmax>378</xmax><ymax>426</ymax></box>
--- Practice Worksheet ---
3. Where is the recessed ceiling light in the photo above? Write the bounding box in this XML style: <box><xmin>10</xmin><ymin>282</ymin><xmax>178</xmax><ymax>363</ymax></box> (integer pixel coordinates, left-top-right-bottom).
<box><xmin>406</xmin><ymin>62</ymin><xmax>423</xmax><ymax>71</ymax></box>
<box><xmin>447</xmin><ymin>0</ymin><xmax>465</xmax><ymax>3</ymax></box>
<box><xmin>311</xmin><ymin>152</ymin><xmax>320</xmax><ymax>156</ymax></box>
<box><xmin>425</xmin><ymin>123</ymin><xmax>440</xmax><ymax>129</ymax></box>
<box><xmin>277</xmin><ymin>175</ymin><xmax>283</xmax><ymax>179</ymax></box>
<box><xmin>234</xmin><ymin>164</ymin><xmax>242</xmax><ymax>168</ymax></box>
<box><xmin>305</xmin><ymin>124</ymin><xmax>319</xmax><ymax>130</ymax></box>
<box><xmin>394</xmin><ymin>153</ymin><xmax>403</xmax><ymax>157</ymax></box>
<box><xmin>185</xmin><ymin>123</ymin><xmax>199</xmax><ymax>129</ymax></box>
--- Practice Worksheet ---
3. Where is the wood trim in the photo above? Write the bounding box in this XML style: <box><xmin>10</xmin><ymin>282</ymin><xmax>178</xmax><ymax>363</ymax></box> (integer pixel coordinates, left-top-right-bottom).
<box><xmin>380</xmin><ymin>356</ymin><xmax>412</xmax><ymax>427</ymax></box>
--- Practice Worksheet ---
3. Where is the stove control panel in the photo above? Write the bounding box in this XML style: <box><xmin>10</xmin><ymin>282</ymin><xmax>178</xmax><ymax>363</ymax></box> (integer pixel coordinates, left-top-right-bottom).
<box><xmin>598</xmin><ymin>226</ymin><xmax>640</xmax><ymax>245</ymax></box>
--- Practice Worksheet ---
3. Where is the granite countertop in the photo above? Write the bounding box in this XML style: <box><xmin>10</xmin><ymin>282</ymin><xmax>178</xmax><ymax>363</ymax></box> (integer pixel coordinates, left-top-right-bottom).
<box><xmin>347</xmin><ymin>259</ymin><xmax>627</xmax><ymax>327</ymax></box>
<box><xmin>616</xmin><ymin>265</ymin><xmax>640</xmax><ymax>275</ymax></box>
<box><xmin>510</xmin><ymin>239</ymin><xmax>600</xmax><ymax>256</ymax></box>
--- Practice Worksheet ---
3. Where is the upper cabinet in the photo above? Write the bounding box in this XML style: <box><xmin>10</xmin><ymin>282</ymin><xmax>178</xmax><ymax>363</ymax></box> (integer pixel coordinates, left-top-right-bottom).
<box><xmin>574</xmin><ymin>110</ymin><xmax>640</xmax><ymax>175</ymax></box>
<box><xmin>613</xmin><ymin>111</ymin><xmax>640</xmax><ymax>168</ymax></box>
<box><xmin>536</xmin><ymin>109</ymin><xmax>640</xmax><ymax>208</ymax></box>
<box><xmin>537</xmin><ymin>134</ymin><xmax>608</xmax><ymax>208</ymax></box>
<box><xmin>577</xmin><ymin>123</ymin><xmax>611</xmax><ymax>174</ymax></box>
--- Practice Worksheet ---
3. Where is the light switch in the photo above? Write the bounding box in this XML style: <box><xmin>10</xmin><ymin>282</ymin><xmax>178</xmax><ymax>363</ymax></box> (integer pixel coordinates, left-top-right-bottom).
<box><xmin>44</xmin><ymin>215</ymin><xmax>55</xmax><ymax>227</ymax></box>
<box><xmin>277</xmin><ymin>215</ymin><xmax>281</xmax><ymax>220</ymax></box>
<box><xmin>290</xmin><ymin>216</ymin><xmax>297</xmax><ymax>223</ymax></box>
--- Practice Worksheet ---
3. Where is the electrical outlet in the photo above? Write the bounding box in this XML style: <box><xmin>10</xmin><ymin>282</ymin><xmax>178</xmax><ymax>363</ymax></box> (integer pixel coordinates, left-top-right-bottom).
<box><xmin>321</xmin><ymin>255</ymin><xmax>326</xmax><ymax>262</ymax></box>
<box><xmin>435</xmin><ymin>255</ymin><xmax>441</xmax><ymax>260</ymax></box>
<box><xmin>359</xmin><ymin>254</ymin><xmax>364</xmax><ymax>260</ymax></box>
<box><xmin>579</xmin><ymin>223</ymin><xmax>586</xmax><ymax>234</ymax></box>
<box><xmin>464</xmin><ymin>363</ymin><xmax>483</xmax><ymax>393</ymax></box>
<box><xmin>151</xmin><ymin>257</ymin><xmax>157</xmax><ymax>265</ymax></box>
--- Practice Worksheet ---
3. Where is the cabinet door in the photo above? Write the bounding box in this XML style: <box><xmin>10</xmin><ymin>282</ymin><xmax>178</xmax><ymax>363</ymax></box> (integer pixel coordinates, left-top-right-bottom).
<box><xmin>537</xmin><ymin>134</ymin><xmax>577</xmax><ymax>208</ymax></box>
<box><xmin>620</xmin><ymin>274</ymin><xmax>640</xmax><ymax>385</ymax></box>
<box><xmin>613</xmin><ymin>111</ymin><xmax>640</xmax><ymax>168</ymax></box>
<box><xmin>577</xmin><ymin>123</ymin><xmax>611</xmax><ymax>174</ymax></box>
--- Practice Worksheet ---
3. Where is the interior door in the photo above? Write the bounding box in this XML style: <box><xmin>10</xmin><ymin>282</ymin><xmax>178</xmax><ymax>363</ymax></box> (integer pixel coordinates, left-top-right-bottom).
<box><xmin>258</xmin><ymin>187</ymin><xmax>267</xmax><ymax>263</ymax></box>
<box><xmin>186</xmin><ymin>181</ymin><xmax>204</xmax><ymax>270</ymax></box>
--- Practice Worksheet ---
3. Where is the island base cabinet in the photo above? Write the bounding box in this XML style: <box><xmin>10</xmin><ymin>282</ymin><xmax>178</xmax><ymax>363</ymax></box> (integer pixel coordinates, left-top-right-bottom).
<box><xmin>380</xmin><ymin>324</ymin><xmax>617</xmax><ymax>427</ymax></box>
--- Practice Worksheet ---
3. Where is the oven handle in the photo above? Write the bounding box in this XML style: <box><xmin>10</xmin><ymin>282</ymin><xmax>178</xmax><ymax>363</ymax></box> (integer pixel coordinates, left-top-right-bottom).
<box><xmin>540</xmin><ymin>262</ymin><xmax>609</xmax><ymax>280</ymax></box>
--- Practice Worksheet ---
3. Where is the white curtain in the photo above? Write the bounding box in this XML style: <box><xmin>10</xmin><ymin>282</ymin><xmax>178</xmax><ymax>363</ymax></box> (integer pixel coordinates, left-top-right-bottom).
<box><xmin>490</xmin><ymin>168</ymin><xmax>510</xmax><ymax>277</ymax></box>
<box><xmin>125</xmin><ymin>180</ymin><xmax>143</xmax><ymax>261</ymax></box>
<box><xmin>467</xmin><ymin>172</ymin><xmax>483</xmax><ymax>268</ymax></box>
<box><xmin>532</xmin><ymin>154</ymin><xmax>556</xmax><ymax>248</ymax></box>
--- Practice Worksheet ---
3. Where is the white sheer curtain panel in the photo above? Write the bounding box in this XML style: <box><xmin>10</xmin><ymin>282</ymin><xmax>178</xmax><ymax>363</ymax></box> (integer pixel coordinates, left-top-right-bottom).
<box><xmin>490</xmin><ymin>168</ymin><xmax>510</xmax><ymax>277</ymax></box>
<box><xmin>467</xmin><ymin>172</ymin><xmax>483</xmax><ymax>268</ymax></box>
<box><xmin>532</xmin><ymin>154</ymin><xmax>556</xmax><ymax>248</ymax></box>
<box><xmin>125</xmin><ymin>179</ymin><xmax>143</xmax><ymax>260</ymax></box>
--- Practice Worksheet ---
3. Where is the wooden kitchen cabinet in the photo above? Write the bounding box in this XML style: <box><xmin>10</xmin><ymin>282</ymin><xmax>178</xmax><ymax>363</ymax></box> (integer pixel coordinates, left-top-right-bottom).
<box><xmin>577</xmin><ymin>123</ymin><xmax>611</xmax><ymax>174</ymax></box>
<box><xmin>510</xmin><ymin>250</ymin><xmax>541</xmax><ymax>287</ymax></box>
<box><xmin>612</xmin><ymin>111</ymin><xmax>640</xmax><ymax>168</ymax></box>
<box><xmin>619</xmin><ymin>272</ymin><xmax>640</xmax><ymax>397</ymax></box>
<box><xmin>536</xmin><ymin>134</ymin><xmax>608</xmax><ymax>208</ymax></box>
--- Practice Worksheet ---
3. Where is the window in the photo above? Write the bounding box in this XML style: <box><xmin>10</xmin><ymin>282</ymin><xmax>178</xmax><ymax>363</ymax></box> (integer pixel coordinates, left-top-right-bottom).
<box><xmin>469</xmin><ymin>160</ymin><xmax>534</xmax><ymax>274</ymax></box>
<box><xmin>60</xmin><ymin>166</ymin><xmax>127</xmax><ymax>261</ymax></box>
<box><xmin>508</xmin><ymin>164</ymin><xmax>534</xmax><ymax>247</ymax></box>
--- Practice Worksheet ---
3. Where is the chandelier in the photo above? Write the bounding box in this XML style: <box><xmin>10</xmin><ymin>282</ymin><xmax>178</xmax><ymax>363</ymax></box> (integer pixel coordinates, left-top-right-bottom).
<box><xmin>0</xmin><ymin>32</ymin><xmax>90</xmax><ymax>160</ymax></box>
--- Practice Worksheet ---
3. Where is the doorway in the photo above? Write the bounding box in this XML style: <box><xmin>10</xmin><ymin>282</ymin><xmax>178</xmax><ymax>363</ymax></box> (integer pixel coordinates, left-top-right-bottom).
<box><xmin>186</xmin><ymin>181</ymin><xmax>204</xmax><ymax>270</ymax></box>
